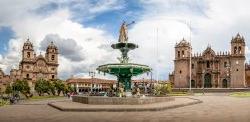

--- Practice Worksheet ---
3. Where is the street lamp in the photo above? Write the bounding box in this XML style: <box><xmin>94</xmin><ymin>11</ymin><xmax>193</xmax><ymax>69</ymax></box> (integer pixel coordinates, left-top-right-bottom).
<box><xmin>89</xmin><ymin>71</ymin><xmax>96</xmax><ymax>93</ymax></box>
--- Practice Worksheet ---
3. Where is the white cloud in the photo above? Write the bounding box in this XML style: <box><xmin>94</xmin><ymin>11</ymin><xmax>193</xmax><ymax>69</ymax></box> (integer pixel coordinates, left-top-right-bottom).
<box><xmin>0</xmin><ymin>0</ymin><xmax>250</xmax><ymax>81</ymax></box>
<box><xmin>0</xmin><ymin>2</ymin><xmax>118</xmax><ymax>79</ymax></box>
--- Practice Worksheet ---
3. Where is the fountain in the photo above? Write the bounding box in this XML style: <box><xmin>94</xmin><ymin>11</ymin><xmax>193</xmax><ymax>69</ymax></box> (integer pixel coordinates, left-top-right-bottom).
<box><xmin>97</xmin><ymin>21</ymin><xmax>152</xmax><ymax>96</ymax></box>
<box><xmin>71</xmin><ymin>22</ymin><xmax>174</xmax><ymax>105</ymax></box>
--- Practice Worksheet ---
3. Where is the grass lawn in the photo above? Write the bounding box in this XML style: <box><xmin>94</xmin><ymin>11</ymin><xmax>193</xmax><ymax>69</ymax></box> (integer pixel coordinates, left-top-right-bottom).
<box><xmin>29</xmin><ymin>95</ymin><xmax>64</xmax><ymax>100</ymax></box>
<box><xmin>229</xmin><ymin>92</ymin><xmax>250</xmax><ymax>97</ymax></box>
<box><xmin>0</xmin><ymin>100</ymin><xmax>9</xmax><ymax>107</ymax></box>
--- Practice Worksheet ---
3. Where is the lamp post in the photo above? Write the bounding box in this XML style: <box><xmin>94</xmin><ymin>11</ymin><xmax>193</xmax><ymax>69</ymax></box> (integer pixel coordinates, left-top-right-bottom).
<box><xmin>89</xmin><ymin>71</ymin><xmax>96</xmax><ymax>93</ymax></box>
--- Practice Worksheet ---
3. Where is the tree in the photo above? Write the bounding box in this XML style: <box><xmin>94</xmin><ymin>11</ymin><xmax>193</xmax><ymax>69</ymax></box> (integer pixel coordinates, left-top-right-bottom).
<box><xmin>63</xmin><ymin>84</ymin><xmax>74</xmax><ymax>94</ymax></box>
<box><xmin>12</xmin><ymin>80</ymin><xmax>31</xmax><ymax>98</ymax></box>
<box><xmin>35</xmin><ymin>79</ymin><xmax>44</xmax><ymax>96</ymax></box>
<box><xmin>48</xmin><ymin>81</ymin><xmax>56</xmax><ymax>96</ymax></box>
<box><xmin>35</xmin><ymin>79</ymin><xmax>56</xmax><ymax>96</ymax></box>
<box><xmin>53</xmin><ymin>79</ymin><xmax>65</xmax><ymax>96</ymax></box>
<box><xmin>5</xmin><ymin>84</ymin><xmax>12</xmax><ymax>95</ymax></box>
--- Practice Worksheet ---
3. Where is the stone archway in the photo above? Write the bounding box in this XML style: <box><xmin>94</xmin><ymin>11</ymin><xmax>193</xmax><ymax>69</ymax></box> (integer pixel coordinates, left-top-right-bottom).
<box><xmin>222</xmin><ymin>79</ymin><xmax>228</xmax><ymax>88</ymax></box>
<box><xmin>204</xmin><ymin>73</ymin><xmax>212</xmax><ymax>88</ymax></box>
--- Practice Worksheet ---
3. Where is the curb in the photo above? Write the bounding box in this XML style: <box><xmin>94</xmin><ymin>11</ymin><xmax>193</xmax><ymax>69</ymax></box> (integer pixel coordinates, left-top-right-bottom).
<box><xmin>48</xmin><ymin>97</ymin><xmax>202</xmax><ymax>112</ymax></box>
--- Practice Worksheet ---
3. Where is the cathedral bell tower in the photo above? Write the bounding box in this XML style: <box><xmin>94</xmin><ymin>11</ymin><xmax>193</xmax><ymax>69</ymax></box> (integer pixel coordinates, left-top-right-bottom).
<box><xmin>230</xmin><ymin>33</ymin><xmax>246</xmax><ymax>87</ymax></box>
<box><xmin>22</xmin><ymin>38</ymin><xmax>35</xmax><ymax>61</ymax></box>
<box><xmin>45</xmin><ymin>42</ymin><xmax>58</xmax><ymax>64</ymax></box>
<box><xmin>174</xmin><ymin>38</ymin><xmax>192</xmax><ymax>88</ymax></box>
<box><xmin>45</xmin><ymin>41</ymin><xmax>59</xmax><ymax>80</ymax></box>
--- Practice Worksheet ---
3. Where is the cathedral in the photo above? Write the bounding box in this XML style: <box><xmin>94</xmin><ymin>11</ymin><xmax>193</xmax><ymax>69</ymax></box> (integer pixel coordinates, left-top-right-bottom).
<box><xmin>169</xmin><ymin>33</ymin><xmax>248</xmax><ymax>88</ymax></box>
<box><xmin>0</xmin><ymin>39</ymin><xmax>59</xmax><ymax>92</ymax></box>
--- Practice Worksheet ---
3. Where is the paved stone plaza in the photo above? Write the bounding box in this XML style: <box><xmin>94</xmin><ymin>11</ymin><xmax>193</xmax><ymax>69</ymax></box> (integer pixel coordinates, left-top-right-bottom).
<box><xmin>1</xmin><ymin>94</ymin><xmax>250</xmax><ymax>122</ymax></box>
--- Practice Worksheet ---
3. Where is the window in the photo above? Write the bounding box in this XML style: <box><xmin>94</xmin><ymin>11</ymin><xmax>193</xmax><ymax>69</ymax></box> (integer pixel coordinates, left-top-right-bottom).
<box><xmin>27</xmin><ymin>52</ymin><xmax>30</xmax><ymax>58</ymax></box>
<box><xmin>26</xmin><ymin>65</ymin><xmax>30</xmax><ymax>69</ymax></box>
<box><xmin>206</xmin><ymin>61</ymin><xmax>210</xmax><ymax>68</ymax></box>
<box><xmin>52</xmin><ymin>75</ymin><xmax>55</xmax><ymax>79</ymax></box>
<box><xmin>179</xmin><ymin>70</ymin><xmax>182</xmax><ymax>74</ymax></box>
<box><xmin>51</xmin><ymin>68</ymin><xmax>55</xmax><ymax>71</ymax></box>
<box><xmin>51</xmin><ymin>55</ymin><xmax>55</xmax><ymax>60</ymax></box>
<box><xmin>178</xmin><ymin>51</ymin><xmax>180</xmax><ymax>58</ymax></box>
<box><xmin>191</xmin><ymin>63</ymin><xmax>194</xmax><ymax>69</ymax></box>
<box><xmin>26</xmin><ymin>74</ymin><xmax>29</xmax><ymax>78</ymax></box>
<box><xmin>238</xmin><ymin>46</ymin><xmax>241</xmax><ymax>54</ymax></box>
<box><xmin>182</xmin><ymin>50</ymin><xmax>185</xmax><ymax>57</ymax></box>
<box><xmin>234</xmin><ymin>46</ymin><xmax>237</xmax><ymax>54</ymax></box>
<box><xmin>236</xmin><ymin>69</ymin><xmax>239</xmax><ymax>71</ymax></box>
<box><xmin>224</xmin><ymin>62</ymin><xmax>227</xmax><ymax>68</ymax></box>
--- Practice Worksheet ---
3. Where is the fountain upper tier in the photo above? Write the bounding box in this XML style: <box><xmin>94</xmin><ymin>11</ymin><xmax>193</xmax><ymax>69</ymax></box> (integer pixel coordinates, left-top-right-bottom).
<box><xmin>97</xmin><ymin>63</ymin><xmax>151</xmax><ymax>76</ymax></box>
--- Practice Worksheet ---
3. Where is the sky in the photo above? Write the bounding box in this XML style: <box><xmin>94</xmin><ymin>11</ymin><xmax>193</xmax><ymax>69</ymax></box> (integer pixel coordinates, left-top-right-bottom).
<box><xmin>0</xmin><ymin>0</ymin><xmax>250</xmax><ymax>80</ymax></box>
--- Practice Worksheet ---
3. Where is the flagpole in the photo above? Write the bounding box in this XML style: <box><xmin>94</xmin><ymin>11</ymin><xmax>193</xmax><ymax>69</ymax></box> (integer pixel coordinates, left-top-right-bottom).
<box><xmin>189</xmin><ymin>20</ymin><xmax>192</xmax><ymax>92</ymax></box>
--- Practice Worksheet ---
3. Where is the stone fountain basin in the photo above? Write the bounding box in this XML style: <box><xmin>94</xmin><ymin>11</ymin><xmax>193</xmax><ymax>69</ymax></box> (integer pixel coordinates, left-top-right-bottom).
<box><xmin>97</xmin><ymin>63</ymin><xmax>151</xmax><ymax>76</ymax></box>
<box><xmin>111</xmin><ymin>43</ymin><xmax>138</xmax><ymax>49</ymax></box>
<box><xmin>72</xmin><ymin>96</ymin><xmax>174</xmax><ymax>105</ymax></box>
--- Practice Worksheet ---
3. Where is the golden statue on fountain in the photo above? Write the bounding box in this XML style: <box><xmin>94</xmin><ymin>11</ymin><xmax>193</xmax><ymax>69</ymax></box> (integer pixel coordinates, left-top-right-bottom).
<box><xmin>118</xmin><ymin>21</ymin><xmax>135</xmax><ymax>43</ymax></box>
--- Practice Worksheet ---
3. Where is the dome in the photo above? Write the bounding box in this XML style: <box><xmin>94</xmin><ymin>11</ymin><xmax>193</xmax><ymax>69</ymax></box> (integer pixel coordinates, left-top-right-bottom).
<box><xmin>37</xmin><ymin>52</ymin><xmax>45</xmax><ymax>60</ymax></box>
<box><xmin>202</xmin><ymin>46</ymin><xmax>215</xmax><ymax>56</ymax></box>
<box><xmin>175</xmin><ymin>38</ymin><xmax>191</xmax><ymax>47</ymax></box>
<box><xmin>23</xmin><ymin>38</ymin><xmax>33</xmax><ymax>49</ymax></box>
<box><xmin>47</xmin><ymin>41</ymin><xmax>57</xmax><ymax>49</ymax></box>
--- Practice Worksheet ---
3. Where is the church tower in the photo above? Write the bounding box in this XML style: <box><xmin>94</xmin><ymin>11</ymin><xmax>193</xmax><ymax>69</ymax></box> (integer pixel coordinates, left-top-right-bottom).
<box><xmin>22</xmin><ymin>38</ymin><xmax>35</xmax><ymax>61</ymax></box>
<box><xmin>21</xmin><ymin>38</ymin><xmax>36</xmax><ymax>80</ymax></box>
<box><xmin>174</xmin><ymin>38</ymin><xmax>192</xmax><ymax>88</ymax></box>
<box><xmin>230</xmin><ymin>33</ymin><xmax>246</xmax><ymax>87</ymax></box>
<box><xmin>45</xmin><ymin>42</ymin><xmax>59</xmax><ymax>79</ymax></box>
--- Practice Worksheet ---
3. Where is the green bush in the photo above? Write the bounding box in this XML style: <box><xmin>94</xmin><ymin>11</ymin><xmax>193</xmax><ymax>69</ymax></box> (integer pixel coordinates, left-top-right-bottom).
<box><xmin>5</xmin><ymin>84</ymin><xmax>12</xmax><ymax>95</ymax></box>
<box><xmin>154</xmin><ymin>82</ymin><xmax>172</xmax><ymax>95</ymax></box>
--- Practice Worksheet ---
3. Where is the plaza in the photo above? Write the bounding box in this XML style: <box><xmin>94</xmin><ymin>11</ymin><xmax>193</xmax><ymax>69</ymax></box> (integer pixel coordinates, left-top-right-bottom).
<box><xmin>1</xmin><ymin>94</ymin><xmax>250</xmax><ymax>122</ymax></box>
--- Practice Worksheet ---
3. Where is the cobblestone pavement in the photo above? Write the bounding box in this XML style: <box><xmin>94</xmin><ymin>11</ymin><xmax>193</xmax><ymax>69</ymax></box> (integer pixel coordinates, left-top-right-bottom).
<box><xmin>0</xmin><ymin>95</ymin><xmax>250</xmax><ymax>122</ymax></box>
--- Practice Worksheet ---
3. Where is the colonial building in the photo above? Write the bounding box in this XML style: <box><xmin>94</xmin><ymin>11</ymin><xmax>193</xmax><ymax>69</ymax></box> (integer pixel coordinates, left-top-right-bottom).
<box><xmin>66</xmin><ymin>77</ymin><xmax>157</xmax><ymax>93</ymax></box>
<box><xmin>0</xmin><ymin>39</ymin><xmax>59</xmax><ymax>92</ymax></box>
<box><xmin>169</xmin><ymin>33</ymin><xmax>248</xmax><ymax>88</ymax></box>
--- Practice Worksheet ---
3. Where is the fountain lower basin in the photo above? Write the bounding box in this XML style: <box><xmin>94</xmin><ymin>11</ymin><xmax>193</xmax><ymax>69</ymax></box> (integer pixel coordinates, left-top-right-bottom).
<box><xmin>72</xmin><ymin>96</ymin><xmax>174</xmax><ymax>105</ymax></box>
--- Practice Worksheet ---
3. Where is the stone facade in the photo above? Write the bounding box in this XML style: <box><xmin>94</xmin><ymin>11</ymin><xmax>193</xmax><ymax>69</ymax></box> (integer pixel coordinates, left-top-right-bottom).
<box><xmin>0</xmin><ymin>39</ymin><xmax>59</xmax><ymax>92</ymax></box>
<box><xmin>170</xmin><ymin>33</ymin><xmax>247</xmax><ymax>88</ymax></box>
<box><xmin>245</xmin><ymin>63</ymin><xmax>250</xmax><ymax>87</ymax></box>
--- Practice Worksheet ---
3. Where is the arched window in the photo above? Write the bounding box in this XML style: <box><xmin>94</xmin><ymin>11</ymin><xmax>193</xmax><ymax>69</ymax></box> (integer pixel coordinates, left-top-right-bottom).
<box><xmin>182</xmin><ymin>50</ymin><xmax>185</xmax><ymax>57</ymax></box>
<box><xmin>206</xmin><ymin>61</ymin><xmax>210</xmax><ymax>68</ymax></box>
<box><xmin>234</xmin><ymin>46</ymin><xmax>237</xmax><ymax>54</ymax></box>
<box><xmin>224</xmin><ymin>62</ymin><xmax>227</xmax><ymax>68</ymax></box>
<box><xmin>51</xmin><ymin>55</ymin><xmax>55</xmax><ymax>60</ymax></box>
<box><xmin>238</xmin><ymin>46</ymin><xmax>241</xmax><ymax>54</ymax></box>
<box><xmin>26</xmin><ymin>74</ymin><xmax>29</xmax><ymax>78</ymax></box>
<box><xmin>52</xmin><ymin>75</ymin><xmax>55</xmax><ymax>79</ymax></box>
<box><xmin>177</xmin><ymin>51</ymin><xmax>180</xmax><ymax>58</ymax></box>
<box><xmin>27</xmin><ymin>52</ymin><xmax>30</xmax><ymax>58</ymax></box>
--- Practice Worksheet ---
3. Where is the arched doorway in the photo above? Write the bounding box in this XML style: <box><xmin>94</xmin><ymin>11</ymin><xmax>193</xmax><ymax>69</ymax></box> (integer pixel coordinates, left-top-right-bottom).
<box><xmin>204</xmin><ymin>73</ymin><xmax>212</xmax><ymax>88</ymax></box>
<box><xmin>191</xmin><ymin>80</ymin><xmax>195</xmax><ymax>88</ymax></box>
<box><xmin>222</xmin><ymin>79</ymin><xmax>228</xmax><ymax>88</ymax></box>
